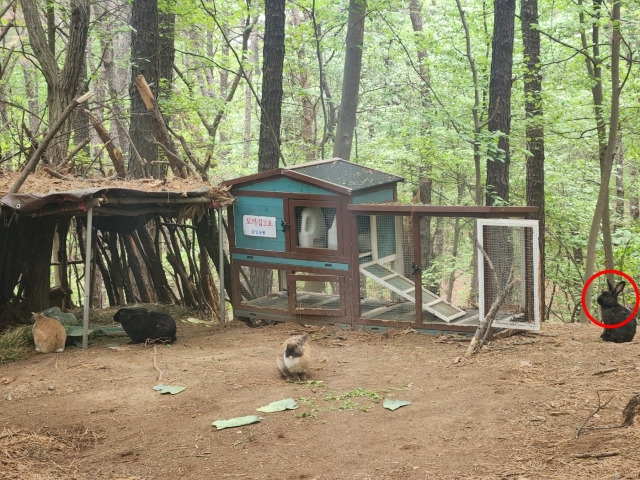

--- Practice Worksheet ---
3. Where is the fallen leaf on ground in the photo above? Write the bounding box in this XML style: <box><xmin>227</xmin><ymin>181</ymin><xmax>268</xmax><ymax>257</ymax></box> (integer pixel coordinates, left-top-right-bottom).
<box><xmin>153</xmin><ymin>384</ymin><xmax>187</xmax><ymax>395</ymax></box>
<box><xmin>257</xmin><ymin>398</ymin><xmax>298</xmax><ymax>413</ymax></box>
<box><xmin>212</xmin><ymin>415</ymin><xmax>263</xmax><ymax>430</ymax></box>
<box><xmin>383</xmin><ymin>399</ymin><xmax>411</xmax><ymax>411</ymax></box>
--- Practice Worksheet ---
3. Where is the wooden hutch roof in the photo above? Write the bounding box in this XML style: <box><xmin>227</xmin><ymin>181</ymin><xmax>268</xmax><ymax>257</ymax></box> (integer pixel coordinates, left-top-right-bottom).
<box><xmin>223</xmin><ymin>158</ymin><xmax>403</xmax><ymax>195</ymax></box>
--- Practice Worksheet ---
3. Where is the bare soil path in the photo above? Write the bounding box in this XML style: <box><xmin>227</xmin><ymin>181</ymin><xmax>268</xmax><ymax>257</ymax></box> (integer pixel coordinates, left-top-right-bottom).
<box><xmin>2</xmin><ymin>314</ymin><xmax>640</xmax><ymax>479</ymax></box>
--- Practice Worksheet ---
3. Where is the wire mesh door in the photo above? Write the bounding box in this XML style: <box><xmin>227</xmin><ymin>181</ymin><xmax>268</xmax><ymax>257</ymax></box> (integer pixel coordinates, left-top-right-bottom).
<box><xmin>477</xmin><ymin>219</ymin><xmax>540</xmax><ymax>331</ymax></box>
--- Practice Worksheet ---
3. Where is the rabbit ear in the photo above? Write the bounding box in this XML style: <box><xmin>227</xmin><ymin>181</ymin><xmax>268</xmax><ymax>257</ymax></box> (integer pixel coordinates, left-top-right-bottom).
<box><xmin>614</xmin><ymin>281</ymin><xmax>626</xmax><ymax>295</ymax></box>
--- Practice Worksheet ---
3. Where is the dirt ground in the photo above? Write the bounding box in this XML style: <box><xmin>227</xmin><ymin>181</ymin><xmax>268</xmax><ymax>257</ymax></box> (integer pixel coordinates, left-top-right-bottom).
<box><xmin>2</xmin><ymin>310</ymin><xmax>640</xmax><ymax>480</ymax></box>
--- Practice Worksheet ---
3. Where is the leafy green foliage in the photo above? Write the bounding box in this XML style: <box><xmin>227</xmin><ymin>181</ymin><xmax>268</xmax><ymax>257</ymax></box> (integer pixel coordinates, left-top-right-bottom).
<box><xmin>2</xmin><ymin>0</ymin><xmax>640</xmax><ymax>323</ymax></box>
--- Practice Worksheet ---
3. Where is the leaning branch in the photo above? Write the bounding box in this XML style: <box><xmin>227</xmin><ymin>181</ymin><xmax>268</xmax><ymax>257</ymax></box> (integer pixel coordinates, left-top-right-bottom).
<box><xmin>465</xmin><ymin>240</ymin><xmax>519</xmax><ymax>358</ymax></box>
<box><xmin>134</xmin><ymin>74</ymin><xmax>194</xmax><ymax>178</ymax></box>
<box><xmin>84</xmin><ymin>109</ymin><xmax>126</xmax><ymax>179</ymax></box>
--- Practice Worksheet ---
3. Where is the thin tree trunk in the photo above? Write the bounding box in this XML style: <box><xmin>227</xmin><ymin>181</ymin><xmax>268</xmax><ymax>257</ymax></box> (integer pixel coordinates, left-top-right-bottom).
<box><xmin>614</xmin><ymin>131</ymin><xmax>624</xmax><ymax>219</ymax></box>
<box><xmin>332</xmin><ymin>0</ymin><xmax>366</xmax><ymax>161</ymax></box>
<box><xmin>21</xmin><ymin>0</ymin><xmax>90</xmax><ymax>166</ymax></box>
<box><xmin>583</xmin><ymin>0</ymin><xmax>622</xmax><ymax>318</ymax></box>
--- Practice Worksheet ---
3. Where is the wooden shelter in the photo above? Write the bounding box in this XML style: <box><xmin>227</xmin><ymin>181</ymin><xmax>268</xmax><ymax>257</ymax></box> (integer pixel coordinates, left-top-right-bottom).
<box><xmin>0</xmin><ymin>169</ymin><xmax>234</xmax><ymax>344</ymax></box>
<box><xmin>224</xmin><ymin>158</ymin><xmax>540</xmax><ymax>334</ymax></box>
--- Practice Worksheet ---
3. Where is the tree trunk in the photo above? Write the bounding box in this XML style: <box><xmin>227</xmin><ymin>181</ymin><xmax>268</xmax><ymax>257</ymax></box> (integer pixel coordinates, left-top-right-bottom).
<box><xmin>630</xmin><ymin>165</ymin><xmax>639</xmax><ymax>221</ymax></box>
<box><xmin>124</xmin><ymin>234</ymin><xmax>155</xmax><ymax>303</ymax></box>
<box><xmin>23</xmin><ymin>217</ymin><xmax>57</xmax><ymax>312</ymax></box>
<box><xmin>21</xmin><ymin>0</ymin><xmax>89</xmax><ymax>166</ymax></box>
<box><xmin>129</xmin><ymin>0</ymin><xmax>159</xmax><ymax>178</ymax></box>
<box><xmin>136</xmin><ymin>223</ymin><xmax>176</xmax><ymax>304</ymax></box>
<box><xmin>486</xmin><ymin>0</ymin><xmax>515</xmax><ymax>206</ymax></box>
<box><xmin>583</xmin><ymin>0</ymin><xmax>622</xmax><ymax>318</ymax></box>
<box><xmin>258</xmin><ymin>0</ymin><xmax>285</xmax><ymax>172</ymax></box>
<box><xmin>332</xmin><ymin>0</ymin><xmax>366</xmax><ymax>161</ymax></box>
<box><xmin>158</xmin><ymin>1</ymin><xmax>175</xmax><ymax>102</ymax></box>
<box><xmin>521</xmin><ymin>0</ymin><xmax>545</xmax><ymax>312</ymax></box>
<box><xmin>614</xmin><ymin>131</ymin><xmax>624</xmax><ymax>219</ymax></box>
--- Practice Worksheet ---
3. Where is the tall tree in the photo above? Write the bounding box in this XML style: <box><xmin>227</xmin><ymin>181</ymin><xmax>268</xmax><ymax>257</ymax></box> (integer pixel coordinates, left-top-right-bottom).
<box><xmin>584</xmin><ymin>0</ymin><xmax>623</xmax><ymax>313</ymax></box>
<box><xmin>129</xmin><ymin>0</ymin><xmax>159</xmax><ymax>178</ymax></box>
<box><xmin>485</xmin><ymin>0</ymin><xmax>515</xmax><ymax>206</ymax></box>
<box><xmin>409</xmin><ymin>0</ymin><xmax>437</xmax><ymax>292</ymax></box>
<box><xmin>521</xmin><ymin>0</ymin><xmax>545</xmax><ymax>289</ymax></box>
<box><xmin>332</xmin><ymin>0</ymin><xmax>366</xmax><ymax>161</ymax></box>
<box><xmin>21</xmin><ymin>0</ymin><xmax>89</xmax><ymax>167</ymax></box>
<box><xmin>258</xmin><ymin>0</ymin><xmax>285</xmax><ymax>172</ymax></box>
<box><xmin>158</xmin><ymin>0</ymin><xmax>176</xmax><ymax>104</ymax></box>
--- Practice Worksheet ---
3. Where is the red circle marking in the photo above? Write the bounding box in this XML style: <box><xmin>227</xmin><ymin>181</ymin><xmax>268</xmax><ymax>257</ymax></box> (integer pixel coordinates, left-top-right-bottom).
<box><xmin>581</xmin><ymin>269</ymin><xmax>639</xmax><ymax>328</ymax></box>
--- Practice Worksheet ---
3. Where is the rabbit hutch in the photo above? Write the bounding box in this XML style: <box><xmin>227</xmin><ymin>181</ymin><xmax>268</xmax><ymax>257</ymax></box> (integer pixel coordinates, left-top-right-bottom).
<box><xmin>223</xmin><ymin>158</ymin><xmax>540</xmax><ymax>334</ymax></box>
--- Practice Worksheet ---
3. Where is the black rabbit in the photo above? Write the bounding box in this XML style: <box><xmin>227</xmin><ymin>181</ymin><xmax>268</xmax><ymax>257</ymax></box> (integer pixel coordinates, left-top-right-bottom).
<box><xmin>597</xmin><ymin>280</ymin><xmax>637</xmax><ymax>343</ymax></box>
<box><xmin>113</xmin><ymin>307</ymin><xmax>177</xmax><ymax>344</ymax></box>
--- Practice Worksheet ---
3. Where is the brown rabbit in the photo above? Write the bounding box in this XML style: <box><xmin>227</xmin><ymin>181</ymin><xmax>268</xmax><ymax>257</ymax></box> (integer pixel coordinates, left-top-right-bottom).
<box><xmin>276</xmin><ymin>333</ymin><xmax>311</xmax><ymax>381</ymax></box>
<box><xmin>32</xmin><ymin>312</ymin><xmax>67</xmax><ymax>354</ymax></box>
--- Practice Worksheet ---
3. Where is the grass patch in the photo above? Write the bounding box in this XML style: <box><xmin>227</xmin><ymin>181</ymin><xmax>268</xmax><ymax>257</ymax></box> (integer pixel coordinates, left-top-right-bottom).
<box><xmin>324</xmin><ymin>387</ymin><xmax>382</xmax><ymax>402</ymax></box>
<box><xmin>0</xmin><ymin>325</ymin><xmax>33</xmax><ymax>364</ymax></box>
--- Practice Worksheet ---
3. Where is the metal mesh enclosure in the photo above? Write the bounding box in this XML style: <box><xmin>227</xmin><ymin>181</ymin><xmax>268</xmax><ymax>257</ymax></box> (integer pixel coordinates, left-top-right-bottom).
<box><xmin>292</xmin><ymin>273</ymin><xmax>344</xmax><ymax>316</ymax></box>
<box><xmin>357</xmin><ymin>215</ymin><xmax>472</xmax><ymax>326</ymax></box>
<box><xmin>358</xmin><ymin>215</ymin><xmax>412</xmax><ymax>322</ymax></box>
<box><xmin>239</xmin><ymin>266</ymin><xmax>288</xmax><ymax>311</ymax></box>
<box><xmin>477</xmin><ymin>219</ymin><xmax>540</xmax><ymax>330</ymax></box>
<box><xmin>354</xmin><ymin>215</ymin><xmax>540</xmax><ymax>331</ymax></box>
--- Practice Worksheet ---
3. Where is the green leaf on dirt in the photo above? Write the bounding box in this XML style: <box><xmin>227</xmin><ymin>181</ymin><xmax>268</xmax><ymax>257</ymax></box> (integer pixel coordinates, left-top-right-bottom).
<box><xmin>383</xmin><ymin>399</ymin><xmax>411</xmax><ymax>411</ymax></box>
<box><xmin>65</xmin><ymin>325</ymin><xmax>93</xmax><ymax>337</ymax></box>
<box><xmin>257</xmin><ymin>398</ymin><xmax>298</xmax><ymax>413</ymax></box>
<box><xmin>182</xmin><ymin>317</ymin><xmax>212</xmax><ymax>326</ymax></box>
<box><xmin>153</xmin><ymin>384</ymin><xmax>186</xmax><ymax>395</ymax></box>
<box><xmin>212</xmin><ymin>415</ymin><xmax>263</xmax><ymax>430</ymax></box>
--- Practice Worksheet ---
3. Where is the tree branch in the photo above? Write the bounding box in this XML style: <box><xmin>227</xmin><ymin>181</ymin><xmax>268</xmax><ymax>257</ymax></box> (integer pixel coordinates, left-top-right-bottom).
<box><xmin>8</xmin><ymin>91</ymin><xmax>93</xmax><ymax>194</ymax></box>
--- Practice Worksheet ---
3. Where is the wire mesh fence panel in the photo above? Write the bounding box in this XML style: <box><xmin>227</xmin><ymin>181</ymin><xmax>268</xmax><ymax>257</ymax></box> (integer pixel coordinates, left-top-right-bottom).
<box><xmin>238</xmin><ymin>265</ymin><xmax>289</xmax><ymax>311</ymax></box>
<box><xmin>477</xmin><ymin>219</ymin><xmax>540</xmax><ymax>331</ymax></box>
<box><xmin>356</xmin><ymin>214</ymin><xmax>509</xmax><ymax>327</ymax></box>
<box><xmin>292</xmin><ymin>273</ymin><xmax>344</xmax><ymax>316</ymax></box>
<box><xmin>358</xmin><ymin>215</ymin><xmax>414</xmax><ymax>323</ymax></box>
<box><xmin>419</xmin><ymin>216</ymin><xmax>477</xmax><ymax>312</ymax></box>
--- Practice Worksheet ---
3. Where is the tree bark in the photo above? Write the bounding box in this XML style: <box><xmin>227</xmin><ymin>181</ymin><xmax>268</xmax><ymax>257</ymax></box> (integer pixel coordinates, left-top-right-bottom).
<box><xmin>23</xmin><ymin>217</ymin><xmax>57</xmax><ymax>312</ymax></box>
<box><xmin>129</xmin><ymin>0</ymin><xmax>159</xmax><ymax>178</ymax></box>
<box><xmin>584</xmin><ymin>0</ymin><xmax>622</xmax><ymax>316</ymax></box>
<box><xmin>258</xmin><ymin>0</ymin><xmax>285</xmax><ymax>172</ymax></box>
<box><xmin>21</xmin><ymin>0</ymin><xmax>89</xmax><ymax>166</ymax></box>
<box><xmin>486</xmin><ymin>0</ymin><xmax>515</xmax><ymax>206</ymax></box>
<box><xmin>521</xmin><ymin>0</ymin><xmax>546</xmax><ymax>310</ymax></box>
<box><xmin>332</xmin><ymin>0</ymin><xmax>366</xmax><ymax>161</ymax></box>
<box><xmin>85</xmin><ymin>110</ymin><xmax>126</xmax><ymax>178</ymax></box>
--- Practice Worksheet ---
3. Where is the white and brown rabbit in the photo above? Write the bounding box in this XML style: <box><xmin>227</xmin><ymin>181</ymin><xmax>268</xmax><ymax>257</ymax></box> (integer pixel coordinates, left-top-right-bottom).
<box><xmin>276</xmin><ymin>333</ymin><xmax>311</xmax><ymax>381</ymax></box>
<box><xmin>598</xmin><ymin>280</ymin><xmax>637</xmax><ymax>343</ymax></box>
<box><xmin>32</xmin><ymin>312</ymin><xmax>67</xmax><ymax>353</ymax></box>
